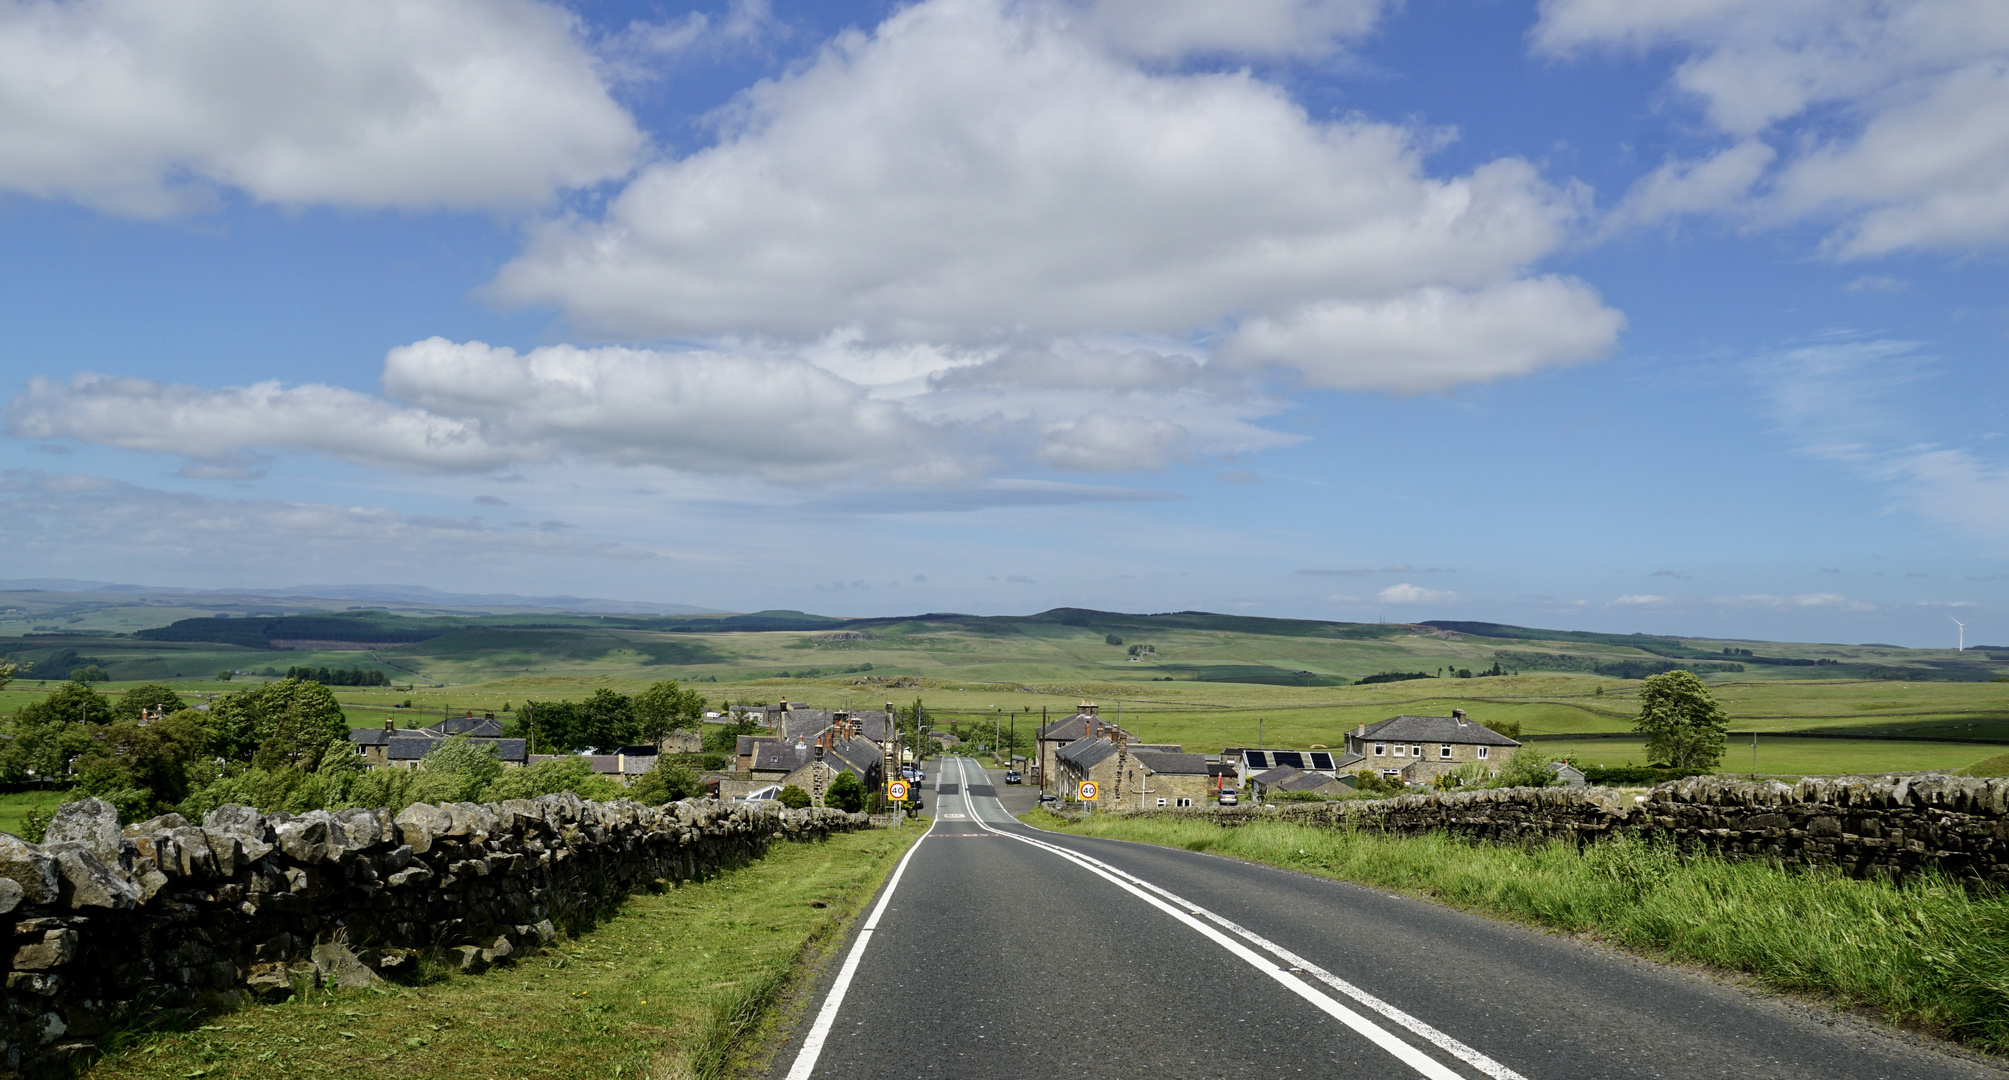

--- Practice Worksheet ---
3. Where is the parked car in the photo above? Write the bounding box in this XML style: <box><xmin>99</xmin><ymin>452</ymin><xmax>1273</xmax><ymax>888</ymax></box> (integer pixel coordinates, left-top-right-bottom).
<box><xmin>1038</xmin><ymin>792</ymin><xmax>1058</xmax><ymax>806</ymax></box>
<box><xmin>1217</xmin><ymin>790</ymin><xmax>1239</xmax><ymax>806</ymax></box>
<box><xmin>1003</xmin><ymin>770</ymin><xmax>1022</xmax><ymax>785</ymax></box>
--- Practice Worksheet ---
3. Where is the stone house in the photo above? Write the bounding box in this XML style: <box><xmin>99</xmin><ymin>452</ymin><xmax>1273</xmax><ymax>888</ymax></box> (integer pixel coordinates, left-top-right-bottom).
<box><xmin>1035</xmin><ymin>703</ymin><xmax>1134</xmax><ymax>787</ymax></box>
<box><xmin>1346</xmin><ymin>710</ymin><xmax>1521</xmax><ymax>784</ymax></box>
<box><xmin>1124</xmin><ymin>751</ymin><xmax>1216</xmax><ymax>809</ymax></box>
<box><xmin>349</xmin><ymin>716</ymin><xmax>526</xmax><ymax>769</ymax></box>
<box><xmin>1053</xmin><ymin>734</ymin><xmax>1213</xmax><ymax>809</ymax></box>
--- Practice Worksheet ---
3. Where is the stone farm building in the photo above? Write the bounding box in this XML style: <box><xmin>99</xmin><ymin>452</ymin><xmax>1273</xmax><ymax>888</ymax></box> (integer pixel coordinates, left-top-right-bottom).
<box><xmin>1345</xmin><ymin>710</ymin><xmax>1521</xmax><ymax>784</ymax></box>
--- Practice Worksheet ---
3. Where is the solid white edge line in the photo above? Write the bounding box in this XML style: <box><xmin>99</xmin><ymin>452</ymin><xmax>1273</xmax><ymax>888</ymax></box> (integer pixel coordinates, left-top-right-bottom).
<box><xmin>781</xmin><ymin>805</ymin><xmax>931</xmax><ymax>1080</ymax></box>
<box><xmin>964</xmin><ymin>760</ymin><xmax>1524</xmax><ymax>1080</ymax></box>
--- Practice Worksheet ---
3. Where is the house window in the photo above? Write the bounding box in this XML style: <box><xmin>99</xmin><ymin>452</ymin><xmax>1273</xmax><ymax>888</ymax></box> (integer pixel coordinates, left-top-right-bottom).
<box><xmin>1157</xmin><ymin>798</ymin><xmax>1167</xmax><ymax>808</ymax></box>
<box><xmin>1176</xmin><ymin>798</ymin><xmax>1193</xmax><ymax>808</ymax></box>
<box><xmin>1392</xmin><ymin>744</ymin><xmax>1405</xmax><ymax>757</ymax></box>
<box><xmin>1477</xmin><ymin>746</ymin><xmax>1489</xmax><ymax>760</ymax></box>
<box><xmin>1374</xmin><ymin>742</ymin><xmax>1387</xmax><ymax>756</ymax></box>
<box><xmin>1411</xmin><ymin>744</ymin><xmax>1423</xmax><ymax>757</ymax></box>
<box><xmin>1440</xmin><ymin>745</ymin><xmax>1453</xmax><ymax>759</ymax></box>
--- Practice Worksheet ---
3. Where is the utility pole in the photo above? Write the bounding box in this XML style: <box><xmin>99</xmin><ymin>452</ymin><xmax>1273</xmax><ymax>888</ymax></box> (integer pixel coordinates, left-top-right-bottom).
<box><xmin>1039</xmin><ymin>705</ymin><xmax>1048</xmax><ymax>792</ymax></box>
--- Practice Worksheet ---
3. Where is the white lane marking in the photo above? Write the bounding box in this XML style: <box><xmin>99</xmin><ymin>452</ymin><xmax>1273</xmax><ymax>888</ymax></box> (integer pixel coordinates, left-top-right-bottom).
<box><xmin>781</xmin><ymin>814</ymin><xmax>931</xmax><ymax>1080</ymax></box>
<box><xmin>957</xmin><ymin>759</ymin><xmax>1526</xmax><ymax>1080</ymax></box>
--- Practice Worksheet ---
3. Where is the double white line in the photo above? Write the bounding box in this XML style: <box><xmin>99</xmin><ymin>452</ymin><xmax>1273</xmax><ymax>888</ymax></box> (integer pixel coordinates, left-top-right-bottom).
<box><xmin>784</xmin><ymin>759</ymin><xmax>1527</xmax><ymax>1080</ymax></box>
<box><xmin>955</xmin><ymin>759</ymin><xmax>1528</xmax><ymax>1080</ymax></box>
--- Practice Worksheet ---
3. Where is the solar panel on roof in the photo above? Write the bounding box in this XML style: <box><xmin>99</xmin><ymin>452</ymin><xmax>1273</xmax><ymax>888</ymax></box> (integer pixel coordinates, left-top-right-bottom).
<box><xmin>1273</xmin><ymin>751</ymin><xmax>1304</xmax><ymax>769</ymax></box>
<box><xmin>1244</xmin><ymin>751</ymin><xmax>1268</xmax><ymax>769</ymax></box>
<box><xmin>1308</xmin><ymin>752</ymin><xmax>1334</xmax><ymax>770</ymax></box>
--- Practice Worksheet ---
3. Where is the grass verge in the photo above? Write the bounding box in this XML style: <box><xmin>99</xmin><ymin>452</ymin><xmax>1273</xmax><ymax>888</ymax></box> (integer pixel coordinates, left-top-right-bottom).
<box><xmin>83</xmin><ymin>823</ymin><xmax>922</xmax><ymax>1080</ymax></box>
<box><xmin>1025</xmin><ymin>810</ymin><xmax>2009</xmax><ymax>1053</ymax></box>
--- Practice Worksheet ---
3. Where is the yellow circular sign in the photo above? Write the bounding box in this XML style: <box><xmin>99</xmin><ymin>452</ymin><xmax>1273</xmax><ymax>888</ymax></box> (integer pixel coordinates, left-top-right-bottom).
<box><xmin>887</xmin><ymin>780</ymin><xmax>910</xmax><ymax>801</ymax></box>
<box><xmin>1078</xmin><ymin>781</ymin><xmax>1099</xmax><ymax>801</ymax></box>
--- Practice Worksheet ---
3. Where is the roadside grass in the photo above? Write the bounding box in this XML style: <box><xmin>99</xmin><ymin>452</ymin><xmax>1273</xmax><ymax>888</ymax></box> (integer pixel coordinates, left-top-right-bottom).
<box><xmin>1026</xmin><ymin>811</ymin><xmax>2009</xmax><ymax>1053</ymax></box>
<box><xmin>83</xmin><ymin>824</ymin><xmax>922</xmax><ymax>1080</ymax></box>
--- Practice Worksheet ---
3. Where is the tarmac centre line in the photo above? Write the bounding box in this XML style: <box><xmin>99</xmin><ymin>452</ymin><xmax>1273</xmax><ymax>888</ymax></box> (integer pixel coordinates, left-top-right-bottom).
<box><xmin>952</xmin><ymin>758</ymin><xmax>1528</xmax><ymax>1080</ymax></box>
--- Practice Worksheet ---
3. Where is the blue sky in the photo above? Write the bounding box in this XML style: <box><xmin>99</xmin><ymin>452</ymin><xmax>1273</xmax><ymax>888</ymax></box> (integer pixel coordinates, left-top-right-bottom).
<box><xmin>1</xmin><ymin>0</ymin><xmax>2005</xmax><ymax>646</ymax></box>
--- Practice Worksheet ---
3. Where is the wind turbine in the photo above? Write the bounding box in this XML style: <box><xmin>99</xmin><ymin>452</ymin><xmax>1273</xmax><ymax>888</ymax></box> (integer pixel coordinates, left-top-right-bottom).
<box><xmin>1951</xmin><ymin>616</ymin><xmax>1970</xmax><ymax>652</ymax></box>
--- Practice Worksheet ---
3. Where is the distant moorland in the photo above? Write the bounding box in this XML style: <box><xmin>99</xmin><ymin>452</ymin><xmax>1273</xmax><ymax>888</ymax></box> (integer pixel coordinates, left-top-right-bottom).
<box><xmin>3</xmin><ymin>587</ymin><xmax>2007</xmax><ymax>780</ymax></box>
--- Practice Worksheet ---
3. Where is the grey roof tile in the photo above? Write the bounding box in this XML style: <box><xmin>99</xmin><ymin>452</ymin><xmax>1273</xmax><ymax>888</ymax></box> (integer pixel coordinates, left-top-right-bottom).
<box><xmin>1357</xmin><ymin>715</ymin><xmax>1521</xmax><ymax>747</ymax></box>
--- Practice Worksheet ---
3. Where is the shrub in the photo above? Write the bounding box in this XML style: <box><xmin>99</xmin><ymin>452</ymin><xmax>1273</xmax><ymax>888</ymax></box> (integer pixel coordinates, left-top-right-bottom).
<box><xmin>777</xmin><ymin>785</ymin><xmax>812</xmax><ymax>809</ymax></box>
<box><xmin>825</xmin><ymin>771</ymin><xmax>867</xmax><ymax>813</ymax></box>
<box><xmin>628</xmin><ymin>757</ymin><xmax>701</xmax><ymax>804</ymax></box>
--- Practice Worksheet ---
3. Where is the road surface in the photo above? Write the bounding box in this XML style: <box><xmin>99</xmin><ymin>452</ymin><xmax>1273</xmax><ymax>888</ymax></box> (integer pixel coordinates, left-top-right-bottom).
<box><xmin>767</xmin><ymin>757</ymin><xmax>2003</xmax><ymax>1079</ymax></box>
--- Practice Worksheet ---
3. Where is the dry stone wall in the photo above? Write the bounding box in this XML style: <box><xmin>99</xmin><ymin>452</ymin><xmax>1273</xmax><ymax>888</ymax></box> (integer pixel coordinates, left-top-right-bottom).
<box><xmin>0</xmin><ymin>794</ymin><xmax>868</xmax><ymax>1076</ymax></box>
<box><xmin>1106</xmin><ymin>773</ymin><xmax>2009</xmax><ymax>891</ymax></box>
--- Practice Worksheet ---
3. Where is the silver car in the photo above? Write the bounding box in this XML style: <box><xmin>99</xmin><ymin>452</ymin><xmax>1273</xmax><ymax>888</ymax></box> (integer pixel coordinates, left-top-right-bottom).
<box><xmin>1217</xmin><ymin>790</ymin><xmax>1239</xmax><ymax>806</ymax></box>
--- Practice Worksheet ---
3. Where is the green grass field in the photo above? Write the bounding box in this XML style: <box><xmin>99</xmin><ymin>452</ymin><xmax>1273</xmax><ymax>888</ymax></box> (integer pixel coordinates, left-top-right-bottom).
<box><xmin>84</xmin><ymin>823</ymin><xmax>921</xmax><ymax>1080</ymax></box>
<box><xmin>1529</xmin><ymin>736</ymin><xmax>2000</xmax><ymax>777</ymax></box>
<box><xmin>8</xmin><ymin>604</ymin><xmax>2009</xmax><ymax>778</ymax></box>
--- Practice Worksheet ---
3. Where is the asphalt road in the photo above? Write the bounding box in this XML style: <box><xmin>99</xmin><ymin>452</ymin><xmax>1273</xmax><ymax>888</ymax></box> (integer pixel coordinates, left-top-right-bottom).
<box><xmin>767</xmin><ymin>757</ymin><xmax>2004</xmax><ymax>1080</ymax></box>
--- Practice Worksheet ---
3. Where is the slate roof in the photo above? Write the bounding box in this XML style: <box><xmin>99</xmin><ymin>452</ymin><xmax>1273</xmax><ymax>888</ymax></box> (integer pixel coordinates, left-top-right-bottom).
<box><xmin>736</xmin><ymin>735</ymin><xmax>779</xmax><ymax>757</ymax></box>
<box><xmin>387</xmin><ymin>736</ymin><xmax>525</xmax><ymax>764</ymax></box>
<box><xmin>750</xmin><ymin>741</ymin><xmax>816</xmax><ymax>773</ymax></box>
<box><xmin>1055</xmin><ymin>735</ymin><xmax>1117</xmax><ymax>769</ymax></box>
<box><xmin>1129</xmin><ymin>751</ymin><xmax>1211</xmax><ymax>776</ymax></box>
<box><xmin>1357</xmin><ymin>715</ymin><xmax>1521</xmax><ymax>747</ymax></box>
<box><xmin>1225</xmin><ymin>747</ymin><xmax>1360</xmax><ymax>773</ymax></box>
<box><xmin>780</xmin><ymin>709</ymin><xmax>892</xmax><ymax>743</ymax></box>
<box><xmin>1249</xmin><ymin>765</ymin><xmax>1347</xmax><ymax>792</ymax></box>
<box><xmin>824</xmin><ymin>736</ymin><xmax>883</xmax><ymax>780</ymax></box>
<box><xmin>350</xmin><ymin>728</ymin><xmax>391</xmax><ymax>747</ymax></box>
<box><xmin>422</xmin><ymin>716</ymin><xmax>505</xmax><ymax>738</ymax></box>
<box><xmin>1036</xmin><ymin>715</ymin><xmax>1133</xmax><ymax>744</ymax></box>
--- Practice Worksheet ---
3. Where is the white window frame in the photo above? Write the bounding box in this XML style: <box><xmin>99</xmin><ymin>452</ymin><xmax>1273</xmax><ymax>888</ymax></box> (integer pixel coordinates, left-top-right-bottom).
<box><xmin>1440</xmin><ymin>744</ymin><xmax>1453</xmax><ymax>759</ymax></box>
<box><xmin>1176</xmin><ymin>797</ymin><xmax>1193</xmax><ymax>808</ymax></box>
<box><xmin>1392</xmin><ymin>744</ymin><xmax>1406</xmax><ymax>757</ymax></box>
<box><xmin>1477</xmin><ymin>746</ymin><xmax>1489</xmax><ymax>760</ymax></box>
<box><xmin>1374</xmin><ymin>742</ymin><xmax>1387</xmax><ymax>756</ymax></box>
<box><xmin>1156</xmin><ymin>797</ymin><xmax>1167</xmax><ymax>808</ymax></box>
<box><xmin>1411</xmin><ymin>744</ymin><xmax>1423</xmax><ymax>758</ymax></box>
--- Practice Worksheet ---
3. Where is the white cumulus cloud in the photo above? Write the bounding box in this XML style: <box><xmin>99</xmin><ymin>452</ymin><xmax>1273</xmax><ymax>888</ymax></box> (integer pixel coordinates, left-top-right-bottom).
<box><xmin>492</xmin><ymin>0</ymin><xmax>1621</xmax><ymax>392</ymax></box>
<box><xmin>1071</xmin><ymin>0</ymin><xmax>1388</xmax><ymax>59</ymax></box>
<box><xmin>1377</xmin><ymin>582</ymin><xmax>1458</xmax><ymax>604</ymax></box>
<box><xmin>0</xmin><ymin>0</ymin><xmax>641</xmax><ymax>215</ymax></box>
<box><xmin>1612</xmin><ymin>594</ymin><xmax>1668</xmax><ymax>605</ymax></box>
<box><xmin>1540</xmin><ymin>0</ymin><xmax>2009</xmax><ymax>255</ymax></box>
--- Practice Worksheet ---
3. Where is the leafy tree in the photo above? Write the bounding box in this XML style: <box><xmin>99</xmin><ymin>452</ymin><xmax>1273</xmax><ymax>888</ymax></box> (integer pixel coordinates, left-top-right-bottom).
<box><xmin>703</xmin><ymin>715</ymin><xmax>761</xmax><ymax>755</ymax></box>
<box><xmin>1104</xmin><ymin>634</ymin><xmax>1123</xmax><ymax>646</ymax></box>
<box><xmin>1489</xmin><ymin>747</ymin><xmax>1564</xmax><ymax>788</ymax></box>
<box><xmin>68</xmin><ymin>665</ymin><xmax>109</xmax><ymax>684</ymax></box>
<box><xmin>628</xmin><ymin>757</ymin><xmax>701</xmax><ymax>804</ymax></box>
<box><xmin>633</xmin><ymin>681</ymin><xmax>704</xmax><ymax>743</ymax></box>
<box><xmin>825</xmin><ymin>770</ymin><xmax>867</xmax><ymax>813</ymax></box>
<box><xmin>776</xmin><ymin>785</ymin><xmax>812</xmax><ymax>809</ymax></box>
<box><xmin>70</xmin><ymin>708</ymin><xmax>213</xmax><ymax>820</ymax></box>
<box><xmin>0</xmin><ymin>661</ymin><xmax>15</xmax><ymax>691</ymax></box>
<box><xmin>0</xmin><ymin>682</ymin><xmax>113</xmax><ymax>782</ymax></box>
<box><xmin>194</xmin><ymin>678</ymin><xmax>350</xmax><ymax>770</ymax></box>
<box><xmin>579</xmin><ymin>689</ymin><xmax>638</xmax><ymax>750</ymax></box>
<box><xmin>483</xmin><ymin>755</ymin><xmax>621</xmax><ymax>802</ymax></box>
<box><xmin>1633</xmin><ymin>670</ymin><xmax>1729</xmax><ymax>769</ymax></box>
<box><xmin>517</xmin><ymin>700</ymin><xmax>583</xmax><ymax>753</ymax></box>
<box><xmin>112</xmin><ymin>684</ymin><xmax>188</xmax><ymax>722</ymax></box>
<box><xmin>215</xmin><ymin>670</ymin><xmax>234</xmax><ymax>681</ymax></box>
<box><xmin>406</xmin><ymin>736</ymin><xmax>505</xmax><ymax>805</ymax></box>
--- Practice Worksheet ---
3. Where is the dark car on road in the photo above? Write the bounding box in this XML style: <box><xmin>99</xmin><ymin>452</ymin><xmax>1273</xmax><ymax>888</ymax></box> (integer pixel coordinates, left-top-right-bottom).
<box><xmin>1003</xmin><ymin>770</ymin><xmax>1022</xmax><ymax>784</ymax></box>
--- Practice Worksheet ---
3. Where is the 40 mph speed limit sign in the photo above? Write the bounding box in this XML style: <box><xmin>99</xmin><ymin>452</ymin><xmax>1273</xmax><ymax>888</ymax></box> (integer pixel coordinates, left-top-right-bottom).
<box><xmin>1078</xmin><ymin>781</ymin><xmax>1099</xmax><ymax>802</ymax></box>
<box><xmin>887</xmin><ymin>780</ymin><xmax>910</xmax><ymax>801</ymax></box>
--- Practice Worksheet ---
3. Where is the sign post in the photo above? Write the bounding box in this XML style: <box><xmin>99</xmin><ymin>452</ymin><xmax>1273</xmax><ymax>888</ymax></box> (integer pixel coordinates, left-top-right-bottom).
<box><xmin>887</xmin><ymin>779</ymin><xmax>910</xmax><ymax>803</ymax></box>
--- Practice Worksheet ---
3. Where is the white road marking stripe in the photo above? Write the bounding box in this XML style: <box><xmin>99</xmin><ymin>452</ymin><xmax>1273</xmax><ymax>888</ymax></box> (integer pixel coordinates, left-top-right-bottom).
<box><xmin>781</xmin><ymin>815</ymin><xmax>931</xmax><ymax>1080</ymax></box>
<box><xmin>957</xmin><ymin>759</ymin><xmax>1526</xmax><ymax>1080</ymax></box>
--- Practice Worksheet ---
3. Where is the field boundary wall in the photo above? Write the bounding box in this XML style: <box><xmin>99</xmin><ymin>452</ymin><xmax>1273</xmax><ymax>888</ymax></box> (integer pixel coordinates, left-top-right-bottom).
<box><xmin>1098</xmin><ymin>773</ymin><xmax>2009</xmax><ymax>890</ymax></box>
<box><xmin>0</xmin><ymin>795</ymin><xmax>868</xmax><ymax>1076</ymax></box>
